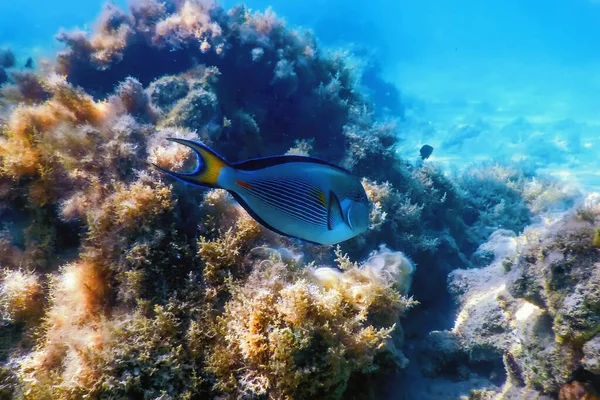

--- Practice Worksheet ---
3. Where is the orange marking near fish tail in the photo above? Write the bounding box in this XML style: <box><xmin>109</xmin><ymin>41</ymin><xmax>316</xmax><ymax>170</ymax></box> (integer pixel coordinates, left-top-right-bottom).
<box><xmin>236</xmin><ymin>180</ymin><xmax>254</xmax><ymax>189</ymax></box>
<box><xmin>317</xmin><ymin>190</ymin><xmax>327</xmax><ymax>207</ymax></box>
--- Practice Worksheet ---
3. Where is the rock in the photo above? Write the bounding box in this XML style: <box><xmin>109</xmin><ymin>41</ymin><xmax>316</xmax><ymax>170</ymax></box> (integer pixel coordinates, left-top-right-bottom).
<box><xmin>583</xmin><ymin>335</ymin><xmax>600</xmax><ymax>375</ymax></box>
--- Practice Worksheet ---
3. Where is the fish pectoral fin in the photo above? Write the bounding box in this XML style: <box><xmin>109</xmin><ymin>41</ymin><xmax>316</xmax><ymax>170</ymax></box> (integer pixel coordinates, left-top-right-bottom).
<box><xmin>327</xmin><ymin>191</ymin><xmax>344</xmax><ymax>231</ymax></box>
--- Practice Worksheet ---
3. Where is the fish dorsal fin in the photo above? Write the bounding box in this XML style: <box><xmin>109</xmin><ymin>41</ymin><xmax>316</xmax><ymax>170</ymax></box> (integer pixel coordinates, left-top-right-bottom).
<box><xmin>232</xmin><ymin>155</ymin><xmax>352</xmax><ymax>174</ymax></box>
<box><xmin>327</xmin><ymin>191</ymin><xmax>344</xmax><ymax>231</ymax></box>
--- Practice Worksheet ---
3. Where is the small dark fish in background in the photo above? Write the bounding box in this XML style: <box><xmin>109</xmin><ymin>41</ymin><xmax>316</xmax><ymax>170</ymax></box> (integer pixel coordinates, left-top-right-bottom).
<box><xmin>420</xmin><ymin>144</ymin><xmax>434</xmax><ymax>160</ymax></box>
<box><xmin>24</xmin><ymin>57</ymin><xmax>34</xmax><ymax>69</ymax></box>
<box><xmin>154</xmin><ymin>138</ymin><xmax>372</xmax><ymax>246</ymax></box>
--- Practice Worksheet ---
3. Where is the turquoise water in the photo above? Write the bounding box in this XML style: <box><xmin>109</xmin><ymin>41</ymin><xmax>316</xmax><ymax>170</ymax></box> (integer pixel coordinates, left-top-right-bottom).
<box><xmin>1</xmin><ymin>2</ymin><xmax>599</xmax><ymax>399</ymax></box>
<box><xmin>3</xmin><ymin>0</ymin><xmax>599</xmax><ymax>190</ymax></box>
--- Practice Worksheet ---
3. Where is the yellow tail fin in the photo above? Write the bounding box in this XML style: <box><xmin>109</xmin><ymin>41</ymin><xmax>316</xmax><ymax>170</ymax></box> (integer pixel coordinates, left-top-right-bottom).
<box><xmin>153</xmin><ymin>138</ymin><xmax>229</xmax><ymax>188</ymax></box>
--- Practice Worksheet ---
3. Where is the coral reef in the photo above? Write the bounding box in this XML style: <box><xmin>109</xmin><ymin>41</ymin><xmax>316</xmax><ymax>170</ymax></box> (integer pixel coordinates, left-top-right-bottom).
<box><xmin>456</xmin><ymin>162</ymin><xmax>579</xmax><ymax>247</ymax></box>
<box><xmin>0</xmin><ymin>0</ymin><xmax>596</xmax><ymax>399</ymax></box>
<box><xmin>44</xmin><ymin>0</ymin><xmax>505</xmax><ymax>330</ymax></box>
<box><xmin>0</xmin><ymin>49</ymin><xmax>16</xmax><ymax>87</ymax></box>
<box><xmin>0</xmin><ymin>269</ymin><xmax>44</xmax><ymax>325</ymax></box>
<box><xmin>0</xmin><ymin>1</ymin><xmax>426</xmax><ymax>398</ymax></box>
<box><xmin>54</xmin><ymin>0</ymin><xmax>367</xmax><ymax>162</ymax></box>
<box><xmin>0</xmin><ymin>49</ymin><xmax>15</xmax><ymax>69</ymax></box>
<box><xmin>206</xmin><ymin>246</ymin><xmax>416</xmax><ymax>399</ymax></box>
<box><xmin>406</xmin><ymin>193</ymin><xmax>600</xmax><ymax>399</ymax></box>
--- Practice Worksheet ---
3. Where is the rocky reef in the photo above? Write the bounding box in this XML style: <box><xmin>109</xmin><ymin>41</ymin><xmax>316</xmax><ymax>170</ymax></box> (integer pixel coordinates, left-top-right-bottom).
<box><xmin>404</xmin><ymin>193</ymin><xmax>600</xmax><ymax>399</ymax></box>
<box><xmin>0</xmin><ymin>0</ymin><xmax>597</xmax><ymax>399</ymax></box>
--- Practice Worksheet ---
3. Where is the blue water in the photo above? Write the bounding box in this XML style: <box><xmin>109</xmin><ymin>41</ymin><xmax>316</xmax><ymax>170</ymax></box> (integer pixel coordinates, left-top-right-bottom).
<box><xmin>2</xmin><ymin>0</ymin><xmax>600</xmax><ymax>190</ymax></box>
<box><xmin>1</xmin><ymin>2</ymin><xmax>599</xmax><ymax>398</ymax></box>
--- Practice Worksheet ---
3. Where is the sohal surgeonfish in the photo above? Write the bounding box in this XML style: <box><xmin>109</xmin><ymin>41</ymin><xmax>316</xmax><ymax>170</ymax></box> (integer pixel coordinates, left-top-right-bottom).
<box><xmin>153</xmin><ymin>138</ymin><xmax>372</xmax><ymax>245</ymax></box>
<box><xmin>420</xmin><ymin>144</ymin><xmax>434</xmax><ymax>160</ymax></box>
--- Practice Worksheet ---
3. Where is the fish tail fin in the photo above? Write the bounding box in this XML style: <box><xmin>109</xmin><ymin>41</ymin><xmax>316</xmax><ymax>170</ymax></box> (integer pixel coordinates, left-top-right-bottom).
<box><xmin>152</xmin><ymin>138</ymin><xmax>230</xmax><ymax>188</ymax></box>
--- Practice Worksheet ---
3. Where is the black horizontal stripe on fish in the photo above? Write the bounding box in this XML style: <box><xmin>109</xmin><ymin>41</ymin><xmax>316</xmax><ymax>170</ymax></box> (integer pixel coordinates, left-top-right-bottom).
<box><xmin>272</xmin><ymin>175</ymin><xmax>362</xmax><ymax>204</ymax></box>
<box><xmin>240</xmin><ymin>180</ymin><xmax>328</xmax><ymax>227</ymax></box>
<box><xmin>270</xmin><ymin>177</ymin><xmax>324</xmax><ymax>193</ymax></box>
<box><xmin>228</xmin><ymin>191</ymin><xmax>322</xmax><ymax>246</ymax></box>
<box><xmin>244</xmin><ymin>188</ymin><xmax>328</xmax><ymax>227</ymax></box>
<box><xmin>251</xmin><ymin>178</ymin><xmax>327</xmax><ymax>208</ymax></box>
<box><xmin>267</xmin><ymin>178</ymin><xmax>324</xmax><ymax>200</ymax></box>
<box><xmin>243</xmin><ymin>184</ymin><xmax>328</xmax><ymax>227</ymax></box>
<box><xmin>253</xmin><ymin>178</ymin><xmax>324</xmax><ymax>201</ymax></box>
<box><xmin>250</xmin><ymin>179</ymin><xmax>327</xmax><ymax>216</ymax></box>
<box><xmin>249</xmin><ymin>179</ymin><xmax>328</xmax><ymax>218</ymax></box>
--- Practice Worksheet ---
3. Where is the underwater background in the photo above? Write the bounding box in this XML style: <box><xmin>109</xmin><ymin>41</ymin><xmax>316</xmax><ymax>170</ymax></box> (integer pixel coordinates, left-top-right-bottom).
<box><xmin>5</xmin><ymin>0</ymin><xmax>600</xmax><ymax>188</ymax></box>
<box><xmin>1</xmin><ymin>0</ymin><xmax>600</xmax><ymax>399</ymax></box>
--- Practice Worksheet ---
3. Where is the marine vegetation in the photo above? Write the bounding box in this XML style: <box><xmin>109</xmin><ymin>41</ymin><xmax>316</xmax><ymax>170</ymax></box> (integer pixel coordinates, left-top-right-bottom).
<box><xmin>414</xmin><ymin>193</ymin><xmax>600</xmax><ymax>399</ymax></box>
<box><xmin>0</xmin><ymin>0</ymin><xmax>595</xmax><ymax>399</ymax></box>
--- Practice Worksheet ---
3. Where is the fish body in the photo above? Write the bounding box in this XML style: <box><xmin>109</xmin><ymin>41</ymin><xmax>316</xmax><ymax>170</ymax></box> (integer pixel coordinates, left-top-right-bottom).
<box><xmin>420</xmin><ymin>144</ymin><xmax>434</xmax><ymax>160</ymax></box>
<box><xmin>153</xmin><ymin>138</ymin><xmax>371</xmax><ymax>245</ymax></box>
